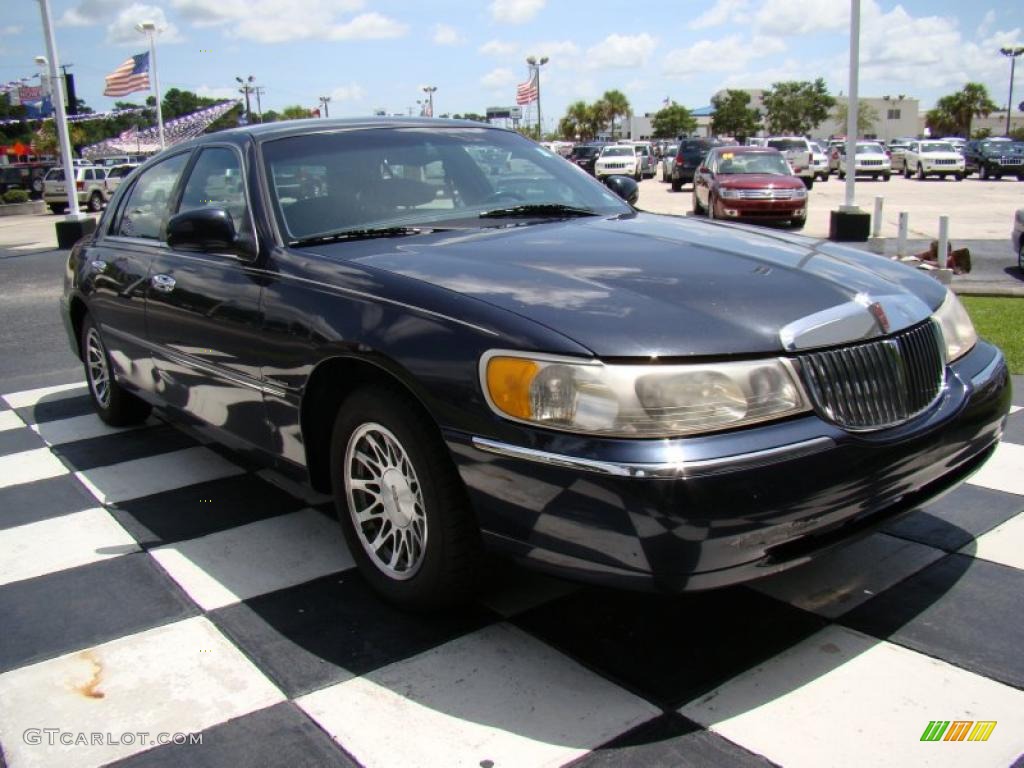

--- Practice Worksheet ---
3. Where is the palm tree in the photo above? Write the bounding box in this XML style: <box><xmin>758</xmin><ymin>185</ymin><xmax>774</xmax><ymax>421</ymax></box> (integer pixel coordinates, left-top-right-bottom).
<box><xmin>600</xmin><ymin>90</ymin><xmax>631</xmax><ymax>139</ymax></box>
<box><xmin>559</xmin><ymin>100</ymin><xmax>591</xmax><ymax>140</ymax></box>
<box><xmin>952</xmin><ymin>83</ymin><xmax>998</xmax><ymax>138</ymax></box>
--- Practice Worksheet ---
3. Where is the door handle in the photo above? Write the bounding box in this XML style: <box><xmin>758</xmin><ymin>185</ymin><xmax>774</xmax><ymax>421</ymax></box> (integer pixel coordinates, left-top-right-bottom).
<box><xmin>89</xmin><ymin>260</ymin><xmax>108</xmax><ymax>274</ymax></box>
<box><xmin>151</xmin><ymin>274</ymin><xmax>176</xmax><ymax>293</ymax></box>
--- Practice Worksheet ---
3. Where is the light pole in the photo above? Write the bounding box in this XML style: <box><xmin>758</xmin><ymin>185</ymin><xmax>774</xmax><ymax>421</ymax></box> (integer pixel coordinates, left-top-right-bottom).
<box><xmin>236</xmin><ymin>75</ymin><xmax>255</xmax><ymax>124</ymax></box>
<box><xmin>135</xmin><ymin>20</ymin><xmax>164</xmax><ymax>150</ymax></box>
<box><xmin>526</xmin><ymin>55</ymin><xmax>548</xmax><ymax>138</ymax></box>
<box><xmin>318</xmin><ymin>95</ymin><xmax>331</xmax><ymax>118</ymax></box>
<box><xmin>1000</xmin><ymin>46</ymin><xmax>1024</xmax><ymax>137</ymax></box>
<box><xmin>422</xmin><ymin>85</ymin><xmax>436</xmax><ymax>117</ymax></box>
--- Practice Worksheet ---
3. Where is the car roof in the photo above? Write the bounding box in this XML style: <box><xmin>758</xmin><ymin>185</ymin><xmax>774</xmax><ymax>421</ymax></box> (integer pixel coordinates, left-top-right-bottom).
<box><xmin>710</xmin><ymin>146</ymin><xmax>782</xmax><ymax>155</ymax></box>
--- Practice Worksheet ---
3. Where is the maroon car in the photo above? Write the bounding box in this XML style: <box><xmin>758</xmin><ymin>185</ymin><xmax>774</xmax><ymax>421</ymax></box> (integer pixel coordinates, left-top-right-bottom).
<box><xmin>693</xmin><ymin>146</ymin><xmax>808</xmax><ymax>229</ymax></box>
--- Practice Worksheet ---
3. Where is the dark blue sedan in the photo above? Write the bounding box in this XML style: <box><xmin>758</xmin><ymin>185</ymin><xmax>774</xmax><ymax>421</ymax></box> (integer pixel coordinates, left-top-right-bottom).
<box><xmin>61</xmin><ymin>118</ymin><xmax>1011</xmax><ymax>609</ymax></box>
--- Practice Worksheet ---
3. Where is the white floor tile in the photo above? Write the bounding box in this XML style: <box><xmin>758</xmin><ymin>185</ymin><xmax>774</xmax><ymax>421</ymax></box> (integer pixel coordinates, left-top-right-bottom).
<box><xmin>966</xmin><ymin>511</ymin><xmax>1024</xmax><ymax>570</ymax></box>
<box><xmin>0</xmin><ymin>616</ymin><xmax>284</xmax><ymax>768</ymax></box>
<box><xmin>74</xmin><ymin>446</ymin><xmax>244</xmax><ymax>504</ymax></box>
<box><xmin>31</xmin><ymin>413</ymin><xmax>151</xmax><ymax>446</ymax></box>
<box><xmin>0</xmin><ymin>410</ymin><xmax>26</xmax><ymax>433</ymax></box>
<box><xmin>1010</xmin><ymin>405</ymin><xmax>1021</xmax><ymax>415</ymax></box>
<box><xmin>298</xmin><ymin>623</ymin><xmax>659</xmax><ymax>768</ymax></box>
<box><xmin>680</xmin><ymin>625</ymin><xmax>1024</xmax><ymax>768</ymax></box>
<box><xmin>1</xmin><ymin>382</ymin><xmax>87</xmax><ymax>409</ymax></box>
<box><xmin>0</xmin><ymin>508</ymin><xmax>139</xmax><ymax>586</ymax></box>
<box><xmin>150</xmin><ymin>508</ymin><xmax>353</xmax><ymax>610</ymax></box>
<box><xmin>967</xmin><ymin>441</ymin><xmax>1024</xmax><ymax>496</ymax></box>
<box><xmin>0</xmin><ymin>447</ymin><xmax>69</xmax><ymax>489</ymax></box>
<box><xmin>752</xmin><ymin>533</ymin><xmax>945</xmax><ymax>618</ymax></box>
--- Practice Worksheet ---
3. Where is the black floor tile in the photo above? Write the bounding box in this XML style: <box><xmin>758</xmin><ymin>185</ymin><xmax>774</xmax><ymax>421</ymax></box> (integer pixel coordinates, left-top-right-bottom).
<box><xmin>14</xmin><ymin>393</ymin><xmax>92</xmax><ymax>425</ymax></box>
<box><xmin>106</xmin><ymin>703</ymin><xmax>356</xmax><ymax>768</ymax></box>
<box><xmin>50</xmin><ymin>424</ymin><xmax>199</xmax><ymax>472</ymax></box>
<box><xmin>0</xmin><ymin>427</ymin><xmax>44</xmax><ymax>458</ymax></box>
<box><xmin>842</xmin><ymin>554</ymin><xmax>1024</xmax><ymax>689</ymax></box>
<box><xmin>569</xmin><ymin>713</ymin><xmax>779</xmax><ymax>768</ymax></box>
<box><xmin>513</xmin><ymin>587</ymin><xmax>827</xmax><ymax>708</ymax></box>
<box><xmin>0</xmin><ymin>474</ymin><xmax>99</xmax><ymax>530</ymax></box>
<box><xmin>210</xmin><ymin>572</ymin><xmax>495</xmax><ymax>698</ymax></box>
<box><xmin>884</xmin><ymin>484</ymin><xmax>1023</xmax><ymax>552</ymax></box>
<box><xmin>0</xmin><ymin>554</ymin><xmax>198</xmax><ymax>672</ymax></box>
<box><xmin>109</xmin><ymin>474</ymin><xmax>307</xmax><ymax>547</ymax></box>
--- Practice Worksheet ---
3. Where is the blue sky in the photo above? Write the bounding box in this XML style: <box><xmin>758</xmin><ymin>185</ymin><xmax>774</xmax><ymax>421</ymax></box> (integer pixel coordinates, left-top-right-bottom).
<box><xmin>1</xmin><ymin>0</ymin><xmax>1021</xmax><ymax>130</ymax></box>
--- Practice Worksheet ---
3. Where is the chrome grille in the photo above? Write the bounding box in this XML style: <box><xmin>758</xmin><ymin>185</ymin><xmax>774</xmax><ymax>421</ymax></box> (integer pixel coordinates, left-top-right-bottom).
<box><xmin>798</xmin><ymin>322</ymin><xmax>945</xmax><ymax>430</ymax></box>
<box><xmin>735</xmin><ymin>188</ymin><xmax>797</xmax><ymax>200</ymax></box>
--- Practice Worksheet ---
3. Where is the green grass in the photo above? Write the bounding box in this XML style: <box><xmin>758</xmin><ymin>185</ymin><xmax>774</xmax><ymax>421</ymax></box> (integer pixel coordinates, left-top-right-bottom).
<box><xmin>961</xmin><ymin>296</ymin><xmax>1024</xmax><ymax>374</ymax></box>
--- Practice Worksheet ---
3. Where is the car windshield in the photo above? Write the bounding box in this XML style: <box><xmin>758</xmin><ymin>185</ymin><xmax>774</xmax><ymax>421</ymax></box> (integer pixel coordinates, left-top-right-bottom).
<box><xmin>716</xmin><ymin>152</ymin><xmax>791</xmax><ymax>175</ymax></box>
<box><xmin>810</xmin><ymin>143</ymin><xmax>824</xmax><ymax>153</ymax></box>
<box><xmin>857</xmin><ymin>143</ymin><xmax>884</xmax><ymax>154</ymax></box>
<box><xmin>920</xmin><ymin>142</ymin><xmax>954</xmax><ymax>153</ymax></box>
<box><xmin>766</xmin><ymin>139</ymin><xmax>805</xmax><ymax>151</ymax></box>
<box><xmin>572</xmin><ymin>146</ymin><xmax>601</xmax><ymax>158</ymax></box>
<box><xmin>601</xmin><ymin>146</ymin><xmax>634</xmax><ymax>157</ymax></box>
<box><xmin>679</xmin><ymin>140</ymin><xmax>711</xmax><ymax>155</ymax></box>
<box><xmin>262</xmin><ymin>127</ymin><xmax>630</xmax><ymax>241</ymax></box>
<box><xmin>666</xmin><ymin>145</ymin><xmax>678</xmax><ymax>155</ymax></box>
<box><xmin>979</xmin><ymin>140</ymin><xmax>1011</xmax><ymax>152</ymax></box>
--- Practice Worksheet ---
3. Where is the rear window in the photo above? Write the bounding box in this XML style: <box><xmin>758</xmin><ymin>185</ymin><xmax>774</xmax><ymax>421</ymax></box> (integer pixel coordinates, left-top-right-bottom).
<box><xmin>45</xmin><ymin>169</ymin><xmax>65</xmax><ymax>182</ymax></box>
<box><xmin>766</xmin><ymin>139</ymin><xmax>807</xmax><ymax>152</ymax></box>
<box><xmin>678</xmin><ymin>140</ymin><xmax>711</xmax><ymax>155</ymax></box>
<box><xmin>572</xmin><ymin>146</ymin><xmax>601</xmax><ymax>158</ymax></box>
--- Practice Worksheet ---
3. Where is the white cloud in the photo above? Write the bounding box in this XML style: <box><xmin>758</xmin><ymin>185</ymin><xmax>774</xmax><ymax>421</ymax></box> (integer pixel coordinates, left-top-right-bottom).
<box><xmin>0</xmin><ymin>25</ymin><xmax>24</xmax><ymax>36</ymax></box>
<box><xmin>585</xmin><ymin>33</ymin><xmax>657</xmax><ymax>70</ymax></box>
<box><xmin>331</xmin><ymin>82</ymin><xmax>365</xmax><ymax>101</ymax></box>
<box><xmin>689</xmin><ymin>0</ymin><xmax>748</xmax><ymax>30</ymax></box>
<box><xmin>328</xmin><ymin>12</ymin><xmax>407</xmax><ymax>40</ymax></box>
<box><xmin>480</xmin><ymin>67</ymin><xmax>517</xmax><ymax>89</ymax></box>
<box><xmin>432</xmin><ymin>24</ymin><xmax>462</xmax><ymax>45</ymax></box>
<box><xmin>106</xmin><ymin>5</ymin><xmax>184</xmax><ymax>45</ymax></box>
<box><xmin>663</xmin><ymin>35</ymin><xmax>760</xmax><ymax>77</ymax></box>
<box><xmin>976</xmin><ymin>9</ymin><xmax>996</xmax><ymax>39</ymax></box>
<box><xmin>531</xmin><ymin>39</ymin><xmax>580</xmax><ymax>59</ymax></box>
<box><xmin>755</xmin><ymin>0</ymin><xmax>848</xmax><ymax>36</ymax></box>
<box><xmin>195</xmin><ymin>84</ymin><xmax>237</xmax><ymax>99</ymax></box>
<box><xmin>490</xmin><ymin>0</ymin><xmax>545</xmax><ymax>25</ymax></box>
<box><xmin>60</xmin><ymin>0</ymin><xmax>132</xmax><ymax>27</ymax></box>
<box><xmin>479</xmin><ymin>39</ymin><xmax>517</xmax><ymax>56</ymax></box>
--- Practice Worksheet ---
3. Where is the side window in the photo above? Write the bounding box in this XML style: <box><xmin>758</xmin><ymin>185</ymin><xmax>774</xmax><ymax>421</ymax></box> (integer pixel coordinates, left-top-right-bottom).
<box><xmin>84</xmin><ymin>169</ymin><xmax>94</xmax><ymax>181</ymax></box>
<box><xmin>117</xmin><ymin>152</ymin><xmax>190</xmax><ymax>240</ymax></box>
<box><xmin>177</xmin><ymin>147</ymin><xmax>248</xmax><ymax>230</ymax></box>
<box><xmin>96</xmin><ymin>169</ymin><xmax>107</xmax><ymax>180</ymax></box>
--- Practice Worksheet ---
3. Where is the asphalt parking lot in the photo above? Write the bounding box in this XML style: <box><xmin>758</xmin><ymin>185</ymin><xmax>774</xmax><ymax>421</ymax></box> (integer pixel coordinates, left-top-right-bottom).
<box><xmin>1</xmin><ymin>201</ymin><xmax>1023</xmax><ymax>767</ymax></box>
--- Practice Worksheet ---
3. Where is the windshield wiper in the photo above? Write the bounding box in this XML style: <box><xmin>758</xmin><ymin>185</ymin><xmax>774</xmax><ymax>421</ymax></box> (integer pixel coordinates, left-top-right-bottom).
<box><xmin>289</xmin><ymin>226</ymin><xmax>440</xmax><ymax>248</ymax></box>
<box><xmin>478</xmin><ymin>203</ymin><xmax>598</xmax><ymax>219</ymax></box>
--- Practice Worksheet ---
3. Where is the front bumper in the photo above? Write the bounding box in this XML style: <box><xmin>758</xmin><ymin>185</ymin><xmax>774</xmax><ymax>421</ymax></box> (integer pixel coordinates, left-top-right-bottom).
<box><xmin>450</xmin><ymin>341</ymin><xmax>1010</xmax><ymax>592</ymax></box>
<box><xmin>718</xmin><ymin>198</ymin><xmax>805</xmax><ymax>221</ymax></box>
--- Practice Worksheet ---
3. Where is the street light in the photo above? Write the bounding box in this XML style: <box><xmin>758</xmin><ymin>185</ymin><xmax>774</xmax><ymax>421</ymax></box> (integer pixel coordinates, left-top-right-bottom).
<box><xmin>526</xmin><ymin>55</ymin><xmax>548</xmax><ymax>138</ymax></box>
<box><xmin>318</xmin><ymin>95</ymin><xmax>331</xmax><ymax>118</ymax></box>
<box><xmin>236</xmin><ymin>75</ymin><xmax>255</xmax><ymax>124</ymax></box>
<box><xmin>135</xmin><ymin>20</ymin><xmax>164</xmax><ymax>149</ymax></box>
<box><xmin>1000</xmin><ymin>46</ymin><xmax>1024</xmax><ymax>137</ymax></box>
<box><xmin>422</xmin><ymin>85</ymin><xmax>436</xmax><ymax>117</ymax></box>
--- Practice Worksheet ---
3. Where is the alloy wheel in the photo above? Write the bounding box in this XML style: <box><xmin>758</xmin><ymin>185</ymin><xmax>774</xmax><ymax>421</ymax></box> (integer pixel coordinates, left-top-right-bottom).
<box><xmin>344</xmin><ymin>422</ymin><xmax>427</xmax><ymax>580</ymax></box>
<box><xmin>85</xmin><ymin>327</ymin><xmax>111</xmax><ymax>409</ymax></box>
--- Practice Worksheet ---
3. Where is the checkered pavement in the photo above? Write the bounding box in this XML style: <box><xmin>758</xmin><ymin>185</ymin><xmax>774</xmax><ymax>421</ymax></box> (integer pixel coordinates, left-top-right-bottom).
<box><xmin>1</xmin><ymin>380</ymin><xmax>1023</xmax><ymax>768</ymax></box>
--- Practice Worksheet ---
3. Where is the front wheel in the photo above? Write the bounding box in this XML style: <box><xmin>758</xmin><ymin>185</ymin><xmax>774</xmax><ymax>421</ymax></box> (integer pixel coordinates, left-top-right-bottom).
<box><xmin>954</xmin><ymin>174</ymin><xmax>964</xmax><ymax>181</ymax></box>
<box><xmin>81</xmin><ymin>316</ymin><xmax>151</xmax><ymax>426</ymax></box>
<box><xmin>87</xmin><ymin>191</ymin><xmax>104</xmax><ymax>212</ymax></box>
<box><xmin>1019</xmin><ymin>243</ymin><xmax>1024</xmax><ymax>271</ymax></box>
<box><xmin>838</xmin><ymin>170</ymin><xmax>846</xmax><ymax>180</ymax></box>
<box><xmin>980</xmin><ymin>165</ymin><xmax>989</xmax><ymax>180</ymax></box>
<box><xmin>330</xmin><ymin>387</ymin><xmax>480</xmax><ymax>610</ymax></box>
<box><xmin>803</xmin><ymin>177</ymin><xmax>814</xmax><ymax>190</ymax></box>
<box><xmin>48</xmin><ymin>203</ymin><xmax>64</xmax><ymax>214</ymax></box>
<box><xmin>790</xmin><ymin>216</ymin><xmax>806</xmax><ymax>230</ymax></box>
<box><xmin>882</xmin><ymin>173</ymin><xmax>890</xmax><ymax>182</ymax></box>
<box><xmin>671</xmin><ymin>178</ymin><xmax>682</xmax><ymax>192</ymax></box>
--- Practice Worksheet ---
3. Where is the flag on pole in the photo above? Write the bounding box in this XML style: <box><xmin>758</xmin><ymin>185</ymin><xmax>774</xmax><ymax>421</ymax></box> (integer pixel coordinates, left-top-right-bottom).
<box><xmin>662</xmin><ymin>96</ymin><xmax>670</xmax><ymax>107</ymax></box>
<box><xmin>103</xmin><ymin>53</ymin><xmax>150</xmax><ymax>97</ymax></box>
<box><xmin>516</xmin><ymin>69</ymin><xmax>538</xmax><ymax>105</ymax></box>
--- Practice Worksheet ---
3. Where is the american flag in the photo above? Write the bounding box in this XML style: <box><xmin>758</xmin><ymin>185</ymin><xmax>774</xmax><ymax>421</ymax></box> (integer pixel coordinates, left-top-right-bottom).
<box><xmin>103</xmin><ymin>53</ymin><xmax>150</xmax><ymax>97</ymax></box>
<box><xmin>516</xmin><ymin>69</ymin><xmax>538</xmax><ymax>105</ymax></box>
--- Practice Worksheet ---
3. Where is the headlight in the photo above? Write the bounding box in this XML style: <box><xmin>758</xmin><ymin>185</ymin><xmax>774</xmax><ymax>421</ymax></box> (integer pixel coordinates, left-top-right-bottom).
<box><xmin>931</xmin><ymin>290</ymin><xmax>977</xmax><ymax>362</ymax></box>
<box><xmin>720</xmin><ymin>188</ymin><xmax>741</xmax><ymax>199</ymax></box>
<box><xmin>792</xmin><ymin>187</ymin><xmax>808</xmax><ymax>199</ymax></box>
<box><xmin>481</xmin><ymin>352</ymin><xmax>809</xmax><ymax>437</ymax></box>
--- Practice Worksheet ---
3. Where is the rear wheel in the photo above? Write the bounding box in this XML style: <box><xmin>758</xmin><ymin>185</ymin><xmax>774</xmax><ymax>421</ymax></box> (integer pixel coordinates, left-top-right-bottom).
<box><xmin>87</xmin><ymin>191</ymin><xmax>103</xmax><ymax>212</ymax></box>
<box><xmin>916</xmin><ymin>164</ymin><xmax>925</xmax><ymax>180</ymax></box>
<box><xmin>882</xmin><ymin>173</ymin><xmax>890</xmax><ymax>182</ymax></box>
<box><xmin>330</xmin><ymin>387</ymin><xmax>480</xmax><ymax>610</ymax></box>
<box><xmin>81</xmin><ymin>315</ymin><xmax>151</xmax><ymax>426</ymax></box>
<box><xmin>671</xmin><ymin>178</ymin><xmax>682</xmax><ymax>192</ymax></box>
<box><xmin>980</xmin><ymin>165</ymin><xmax>989</xmax><ymax>180</ymax></box>
<box><xmin>48</xmin><ymin>203</ymin><xmax>64</xmax><ymax>214</ymax></box>
<box><xmin>903</xmin><ymin>164</ymin><xmax>911</xmax><ymax>179</ymax></box>
<box><xmin>1019</xmin><ymin>243</ymin><xmax>1024</xmax><ymax>271</ymax></box>
<box><xmin>803</xmin><ymin>177</ymin><xmax>814</xmax><ymax>190</ymax></box>
<box><xmin>954</xmin><ymin>174</ymin><xmax>964</xmax><ymax>181</ymax></box>
<box><xmin>692</xmin><ymin>190</ymin><xmax>705</xmax><ymax>215</ymax></box>
<box><xmin>838</xmin><ymin>170</ymin><xmax>846</xmax><ymax>180</ymax></box>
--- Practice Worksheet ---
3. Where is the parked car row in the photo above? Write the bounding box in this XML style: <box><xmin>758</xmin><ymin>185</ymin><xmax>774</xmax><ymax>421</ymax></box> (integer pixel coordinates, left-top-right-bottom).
<box><xmin>42</xmin><ymin>163</ymin><xmax>139</xmax><ymax>214</ymax></box>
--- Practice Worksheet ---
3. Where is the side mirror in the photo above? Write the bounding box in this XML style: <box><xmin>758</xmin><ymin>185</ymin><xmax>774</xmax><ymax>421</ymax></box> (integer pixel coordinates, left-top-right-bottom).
<box><xmin>167</xmin><ymin>207</ymin><xmax>253</xmax><ymax>258</ymax></box>
<box><xmin>603</xmin><ymin>174</ymin><xmax>639</xmax><ymax>206</ymax></box>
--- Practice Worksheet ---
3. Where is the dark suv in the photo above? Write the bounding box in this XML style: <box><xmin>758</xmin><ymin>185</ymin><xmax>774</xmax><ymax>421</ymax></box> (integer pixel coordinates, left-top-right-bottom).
<box><xmin>568</xmin><ymin>143</ymin><xmax>605</xmax><ymax>175</ymax></box>
<box><xmin>963</xmin><ymin>138</ymin><xmax>1024</xmax><ymax>180</ymax></box>
<box><xmin>0</xmin><ymin>162</ymin><xmax>53</xmax><ymax>199</ymax></box>
<box><xmin>669</xmin><ymin>138</ymin><xmax>723</xmax><ymax>191</ymax></box>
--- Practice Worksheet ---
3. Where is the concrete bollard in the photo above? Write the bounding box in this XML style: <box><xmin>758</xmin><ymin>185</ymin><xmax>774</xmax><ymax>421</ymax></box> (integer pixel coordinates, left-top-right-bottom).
<box><xmin>872</xmin><ymin>196</ymin><xmax>884</xmax><ymax>239</ymax></box>
<box><xmin>937</xmin><ymin>215</ymin><xmax>949</xmax><ymax>268</ymax></box>
<box><xmin>896</xmin><ymin>212</ymin><xmax>909</xmax><ymax>257</ymax></box>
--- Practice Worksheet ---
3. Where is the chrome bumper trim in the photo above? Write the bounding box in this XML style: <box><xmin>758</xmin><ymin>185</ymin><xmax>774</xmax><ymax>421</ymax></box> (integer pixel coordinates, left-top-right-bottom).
<box><xmin>970</xmin><ymin>349</ymin><xmax>1005</xmax><ymax>388</ymax></box>
<box><xmin>471</xmin><ymin>435</ymin><xmax>835</xmax><ymax>479</ymax></box>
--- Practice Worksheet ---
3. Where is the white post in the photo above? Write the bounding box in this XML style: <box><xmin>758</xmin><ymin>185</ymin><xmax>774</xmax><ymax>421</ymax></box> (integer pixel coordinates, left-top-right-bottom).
<box><xmin>147</xmin><ymin>29</ymin><xmax>165</xmax><ymax>150</ymax></box>
<box><xmin>871</xmin><ymin>196</ymin><xmax>883</xmax><ymax>238</ymax></box>
<box><xmin>897</xmin><ymin>211</ymin><xmax>909</xmax><ymax>256</ymax></box>
<box><xmin>36</xmin><ymin>0</ymin><xmax>83</xmax><ymax>219</ymax></box>
<box><xmin>937</xmin><ymin>216</ymin><xmax>949</xmax><ymax>269</ymax></box>
<box><xmin>841</xmin><ymin>0</ymin><xmax>861</xmax><ymax>212</ymax></box>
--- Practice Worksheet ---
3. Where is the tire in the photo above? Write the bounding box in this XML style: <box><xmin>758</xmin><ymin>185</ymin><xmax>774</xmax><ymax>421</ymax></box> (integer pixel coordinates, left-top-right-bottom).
<box><xmin>671</xmin><ymin>178</ymin><xmax>682</xmax><ymax>192</ymax></box>
<box><xmin>329</xmin><ymin>387</ymin><xmax>480</xmax><ymax>610</ymax></box>
<box><xmin>903</xmin><ymin>165</ymin><xmax>911</xmax><ymax>179</ymax></box>
<box><xmin>790</xmin><ymin>216</ymin><xmax>806</xmax><ymax>230</ymax></box>
<box><xmin>81</xmin><ymin>315</ymin><xmax>151</xmax><ymax>427</ymax></box>
<box><xmin>882</xmin><ymin>173</ymin><xmax>890</xmax><ymax>182</ymax></box>
<box><xmin>916</xmin><ymin>164</ymin><xmax>925</xmax><ymax>181</ymax></box>
<box><xmin>707</xmin><ymin>194</ymin><xmax>717</xmax><ymax>220</ymax></box>
<box><xmin>838</xmin><ymin>170</ymin><xmax>845</xmax><ymax>180</ymax></box>
<box><xmin>692</xmin><ymin>190</ymin><xmax>705</xmax><ymax>215</ymax></box>
<box><xmin>86</xmin><ymin>191</ymin><xmax>103</xmax><ymax>212</ymax></box>
<box><xmin>48</xmin><ymin>203</ymin><xmax>64</xmax><ymax>214</ymax></box>
<box><xmin>634</xmin><ymin>170</ymin><xmax>642</xmax><ymax>182</ymax></box>
<box><xmin>803</xmin><ymin>177</ymin><xmax>814</xmax><ymax>190</ymax></box>
<box><xmin>1019</xmin><ymin>243</ymin><xmax>1024</xmax><ymax>272</ymax></box>
<box><xmin>31</xmin><ymin>177</ymin><xmax>44</xmax><ymax>194</ymax></box>
<box><xmin>1017</xmin><ymin>175</ymin><xmax>1023</xmax><ymax>181</ymax></box>
<box><xmin>954</xmin><ymin>174</ymin><xmax>963</xmax><ymax>181</ymax></box>
<box><xmin>980</xmin><ymin>165</ymin><xmax>989</xmax><ymax>180</ymax></box>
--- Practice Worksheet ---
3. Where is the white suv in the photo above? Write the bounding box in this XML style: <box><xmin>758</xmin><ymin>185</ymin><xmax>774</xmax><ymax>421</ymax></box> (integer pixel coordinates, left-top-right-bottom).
<box><xmin>902</xmin><ymin>140</ymin><xmax>965</xmax><ymax>181</ymax></box>
<box><xmin>594</xmin><ymin>145</ymin><xmax>641</xmax><ymax>180</ymax></box>
<box><xmin>43</xmin><ymin>166</ymin><xmax>111</xmax><ymax>214</ymax></box>
<box><xmin>765</xmin><ymin>137</ymin><xmax>815</xmax><ymax>188</ymax></box>
<box><xmin>836</xmin><ymin>142</ymin><xmax>892</xmax><ymax>181</ymax></box>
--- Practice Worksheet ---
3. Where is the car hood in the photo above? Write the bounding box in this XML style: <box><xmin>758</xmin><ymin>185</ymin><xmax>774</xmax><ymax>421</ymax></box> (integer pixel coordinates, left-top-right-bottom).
<box><xmin>920</xmin><ymin>152</ymin><xmax>962</xmax><ymax>160</ymax></box>
<box><xmin>716</xmin><ymin>174</ymin><xmax>804</xmax><ymax>189</ymax></box>
<box><xmin>325</xmin><ymin>213</ymin><xmax>948</xmax><ymax>358</ymax></box>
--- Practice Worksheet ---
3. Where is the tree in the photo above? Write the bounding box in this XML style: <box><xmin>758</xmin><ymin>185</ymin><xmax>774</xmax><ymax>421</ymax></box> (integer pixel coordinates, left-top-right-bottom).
<box><xmin>281</xmin><ymin>105</ymin><xmax>313</xmax><ymax>120</ymax></box>
<box><xmin>651</xmin><ymin>103</ymin><xmax>696</xmax><ymax>138</ymax></box>
<box><xmin>598</xmin><ymin>89</ymin><xmax>631</xmax><ymax>138</ymax></box>
<box><xmin>761</xmin><ymin>78</ymin><xmax>835</xmax><ymax>135</ymax></box>
<box><xmin>558</xmin><ymin>100</ymin><xmax>593</xmax><ymax>140</ymax></box>
<box><xmin>710</xmin><ymin>89</ymin><xmax>761</xmax><ymax>139</ymax></box>
<box><xmin>925</xmin><ymin>82</ymin><xmax>998</xmax><ymax>138</ymax></box>
<box><xmin>833</xmin><ymin>99</ymin><xmax>881</xmax><ymax>136</ymax></box>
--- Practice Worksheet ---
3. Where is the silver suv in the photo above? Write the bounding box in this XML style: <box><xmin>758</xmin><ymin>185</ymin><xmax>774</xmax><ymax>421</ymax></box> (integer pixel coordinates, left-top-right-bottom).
<box><xmin>765</xmin><ymin>137</ymin><xmax>815</xmax><ymax>188</ymax></box>
<box><xmin>43</xmin><ymin>166</ymin><xmax>111</xmax><ymax>214</ymax></box>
